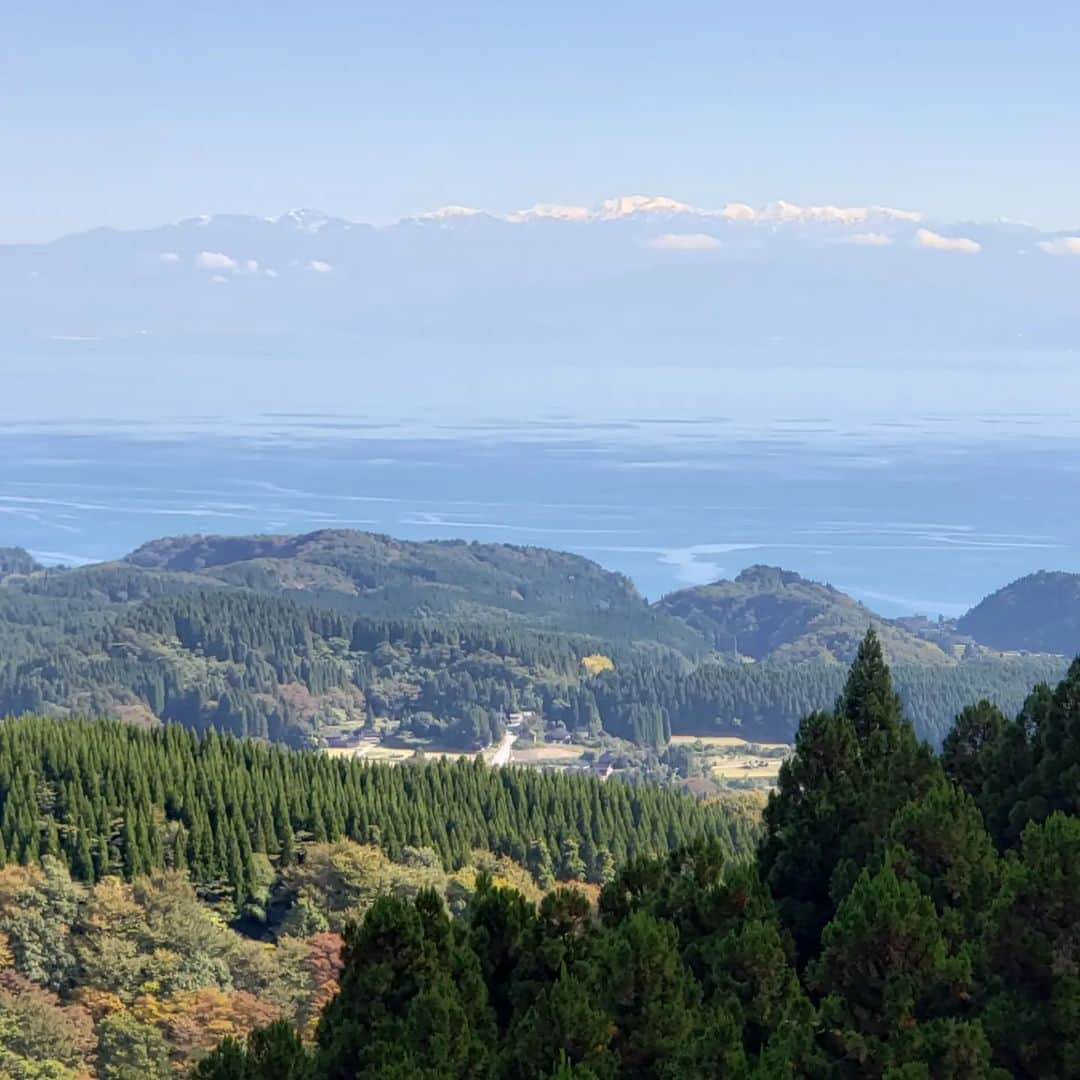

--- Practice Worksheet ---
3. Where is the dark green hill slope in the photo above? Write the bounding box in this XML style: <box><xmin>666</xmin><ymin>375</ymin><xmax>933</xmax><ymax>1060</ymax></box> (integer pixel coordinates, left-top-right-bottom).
<box><xmin>655</xmin><ymin>564</ymin><xmax>951</xmax><ymax>665</ymax></box>
<box><xmin>957</xmin><ymin>570</ymin><xmax>1080</xmax><ymax>656</ymax></box>
<box><xmin>126</xmin><ymin>529</ymin><xmax>707</xmax><ymax>654</ymax></box>
<box><xmin>0</xmin><ymin>584</ymin><xmax>613</xmax><ymax>747</ymax></box>
<box><xmin>126</xmin><ymin>530</ymin><xmax>640</xmax><ymax>619</ymax></box>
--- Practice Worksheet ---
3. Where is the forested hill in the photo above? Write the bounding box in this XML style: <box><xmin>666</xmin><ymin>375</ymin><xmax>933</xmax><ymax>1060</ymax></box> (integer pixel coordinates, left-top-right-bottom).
<box><xmin>123</xmin><ymin>535</ymin><xmax>962</xmax><ymax>663</ymax></box>
<box><xmin>958</xmin><ymin>569</ymin><xmax>1080</xmax><ymax>655</ymax></box>
<box><xmin>655</xmin><ymin>564</ymin><xmax>952</xmax><ymax>664</ymax></box>
<box><xmin>0</xmin><ymin>530</ymin><xmax>1072</xmax><ymax>749</ymax></box>
<box><xmin>123</xmin><ymin>530</ymin><xmax>633</xmax><ymax>617</ymax></box>
<box><xmin>123</xmin><ymin>530</ymin><xmax>704</xmax><ymax>651</ymax></box>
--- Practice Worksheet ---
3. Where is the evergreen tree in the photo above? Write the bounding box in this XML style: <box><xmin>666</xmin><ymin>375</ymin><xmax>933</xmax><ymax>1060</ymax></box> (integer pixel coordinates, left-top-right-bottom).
<box><xmin>808</xmin><ymin>857</ymin><xmax>988</xmax><ymax>1076</ymax></box>
<box><xmin>837</xmin><ymin>628</ymin><xmax>903</xmax><ymax>740</ymax></box>
<box><xmin>941</xmin><ymin>700</ymin><xmax>1008</xmax><ymax>799</ymax></box>
<box><xmin>885</xmin><ymin>779</ymin><xmax>999</xmax><ymax>941</ymax></box>
<box><xmin>315</xmin><ymin>889</ymin><xmax>494</xmax><ymax>1078</ymax></box>
<box><xmin>982</xmin><ymin>812</ymin><xmax>1080</xmax><ymax>1077</ymax></box>
<box><xmin>245</xmin><ymin>1021</ymin><xmax>314</xmax><ymax>1079</ymax></box>
<box><xmin>759</xmin><ymin>630</ymin><xmax>940</xmax><ymax>961</ymax></box>
<box><xmin>590</xmin><ymin>910</ymin><xmax>703</xmax><ymax>1077</ymax></box>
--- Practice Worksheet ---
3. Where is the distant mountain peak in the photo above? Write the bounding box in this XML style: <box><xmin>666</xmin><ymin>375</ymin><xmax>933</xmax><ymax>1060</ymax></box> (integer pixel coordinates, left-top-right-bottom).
<box><xmin>10</xmin><ymin>196</ymin><xmax>1076</xmax><ymax>354</ymax></box>
<box><xmin>752</xmin><ymin>201</ymin><xmax>924</xmax><ymax>225</ymax></box>
<box><xmin>733</xmin><ymin>565</ymin><xmax>808</xmax><ymax>589</ymax></box>
<box><xmin>655</xmin><ymin>562</ymin><xmax>955</xmax><ymax>665</ymax></box>
<box><xmin>958</xmin><ymin>570</ymin><xmax>1080</xmax><ymax>655</ymax></box>
<box><xmin>277</xmin><ymin>208</ymin><xmax>334</xmax><ymax>232</ymax></box>
<box><xmin>597</xmin><ymin>194</ymin><xmax>697</xmax><ymax>219</ymax></box>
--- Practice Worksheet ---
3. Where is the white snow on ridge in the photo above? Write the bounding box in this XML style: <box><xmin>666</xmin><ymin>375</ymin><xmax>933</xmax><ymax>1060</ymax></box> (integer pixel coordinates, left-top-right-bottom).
<box><xmin>746</xmin><ymin>201</ymin><xmax>923</xmax><ymax>225</ymax></box>
<box><xmin>427</xmin><ymin>194</ymin><xmax>924</xmax><ymax>228</ymax></box>
<box><xmin>164</xmin><ymin>195</ymin><xmax>927</xmax><ymax>235</ymax></box>
<box><xmin>414</xmin><ymin>205</ymin><xmax>488</xmax><ymax>221</ymax></box>
<box><xmin>597</xmin><ymin>194</ymin><xmax>697</xmax><ymax>219</ymax></box>
<box><xmin>278</xmin><ymin>208</ymin><xmax>331</xmax><ymax>233</ymax></box>
<box><xmin>718</xmin><ymin>203</ymin><xmax>757</xmax><ymax>222</ymax></box>
<box><xmin>506</xmin><ymin>203</ymin><xmax>593</xmax><ymax>223</ymax></box>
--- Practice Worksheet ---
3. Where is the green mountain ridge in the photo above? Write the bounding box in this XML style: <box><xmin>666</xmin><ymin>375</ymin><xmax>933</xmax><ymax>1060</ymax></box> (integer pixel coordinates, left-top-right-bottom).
<box><xmin>957</xmin><ymin>569</ymin><xmax>1080</xmax><ymax>655</ymax></box>
<box><xmin>126</xmin><ymin>529</ymin><xmax>644</xmax><ymax>618</ymax></box>
<box><xmin>656</xmin><ymin>563</ymin><xmax>955</xmax><ymax>665</ymax></box>
<box><xmin>125</xmin><ymin>529</ymin><xmax>709</xmax><ymax>655</ymax></box>
<box><xmin>0</xmin><ymin>530</ymin><xmax>1074</xmax><ymax>749</ymax></box>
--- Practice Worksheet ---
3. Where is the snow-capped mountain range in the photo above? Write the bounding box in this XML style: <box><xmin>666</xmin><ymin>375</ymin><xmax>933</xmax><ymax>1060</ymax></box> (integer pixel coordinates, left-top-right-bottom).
<box><xmin>1</xmin><ymin>195</ymin><xmax>1077</xmax><ymax>355</ymax></box>
<box><xmin>414</xmin><ymin>194</ymin><xmax>926</xmax><ymax>226</ymax></box>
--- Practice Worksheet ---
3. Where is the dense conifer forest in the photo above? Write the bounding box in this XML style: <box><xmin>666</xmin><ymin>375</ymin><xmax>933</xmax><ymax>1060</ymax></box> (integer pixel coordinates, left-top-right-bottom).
<box><xmin>0</xmin><ymin>717</ymin><xmax>756</xmax><ymax>1076</ymax></box>
<box><xmin>188</xmin><ymin>632</ymin><xmax>1080</xmax><ymax>1079</ymax></box>
<box><xmin>0</xmin><ymin>630</ymin><xmax>1078</xmax><ymax>1074</ymax></box>
<box><xmin>0</xmin><ymin>718</ymin><xmax>755</xmax><ymax>905</ymax></box>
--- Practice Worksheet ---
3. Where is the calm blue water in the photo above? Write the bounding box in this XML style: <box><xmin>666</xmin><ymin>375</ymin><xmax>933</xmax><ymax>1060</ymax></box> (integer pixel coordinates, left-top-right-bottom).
<box><xmin>1</xmin><ymin>417</ymin><xmax>1078</xmax><ymax>617</ymax></box>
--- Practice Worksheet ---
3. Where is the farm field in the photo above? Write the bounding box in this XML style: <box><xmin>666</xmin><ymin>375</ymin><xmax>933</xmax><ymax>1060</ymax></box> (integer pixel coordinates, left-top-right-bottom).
<box><xmin>670</xmin><ymin>734</ymin><xmax>792</xmax><ymax>787</ymax></box>
<box><xmin>669</xmin><ymin>734</ymin><xmax>791</xmax><ymax>751</ymax></box>
<box><xmin>511</xmin><ymin>744</ymin><xmax>588</xmax><ymax>765</ymax></box>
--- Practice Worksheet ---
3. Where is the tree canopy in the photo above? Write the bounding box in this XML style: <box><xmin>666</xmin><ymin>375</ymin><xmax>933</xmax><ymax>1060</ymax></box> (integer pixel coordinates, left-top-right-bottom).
<box><xmin>194</xmin><ymin>631</ymin><xmax>1080</xmax><ymax>1078</ymax></box>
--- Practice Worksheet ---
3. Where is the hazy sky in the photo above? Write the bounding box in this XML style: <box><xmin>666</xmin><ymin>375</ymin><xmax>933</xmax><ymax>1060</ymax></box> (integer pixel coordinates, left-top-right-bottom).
<box><xmin>4</xmin><ymin>4</ymin><xmax>1079</xmax><ymax>242</ymax></box>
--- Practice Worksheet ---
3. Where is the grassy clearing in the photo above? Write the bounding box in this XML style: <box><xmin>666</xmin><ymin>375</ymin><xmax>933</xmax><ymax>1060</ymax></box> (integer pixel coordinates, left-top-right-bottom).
<box><xmin>512</xmin><ymin>744</ymin><xmax>587</xmax><ymax>764</ymax></box>
<box><xmin>670</xmin><ymin>734</ymin><xmax>791</xmax><ymax>751</ymax></box>
<box><xmin>710</xmin><ymin>757</ymin><xmax>785</xmax><ymax>780</ymax></box>
<box><xmin>359</xmin><ymin>745</ymin><xmax>415</xmax><ymax>763</ymax></box>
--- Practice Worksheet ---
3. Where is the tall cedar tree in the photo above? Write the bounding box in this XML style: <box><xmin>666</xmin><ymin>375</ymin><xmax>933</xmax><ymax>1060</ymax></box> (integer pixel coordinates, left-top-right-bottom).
<box><xmin>758</xmin><ymin>629</ymin><xmax>940</xmax><ymax>962</ymax></box>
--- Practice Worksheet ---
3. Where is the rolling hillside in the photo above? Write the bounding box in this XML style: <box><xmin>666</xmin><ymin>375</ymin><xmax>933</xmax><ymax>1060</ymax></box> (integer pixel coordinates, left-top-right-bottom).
<box><xmin>958</xmin><ymin>570</ymin><xmax>1080</xmax><ymax>656</ymax></box>
<box><xmin>655</xmin><ymin>564</ymin><xmax>953</xmax><ymax>665</ymax></box>
<box><xmin>0</xmin><ymin>531</ymin><xmax>1071</xmax><ymax>749</ymax></box>
<box><xmin>125</xmin><ymin>529</ymin><xmax>707</xmax><ymax>653</ymax></box>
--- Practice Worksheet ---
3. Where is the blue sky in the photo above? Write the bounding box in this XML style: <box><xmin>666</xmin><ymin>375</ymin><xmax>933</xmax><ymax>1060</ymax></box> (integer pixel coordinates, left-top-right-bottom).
<box><xmin>4</xmin><ymin>4</ymin><xmax>1079</xmax><ymax>241</ymax></box>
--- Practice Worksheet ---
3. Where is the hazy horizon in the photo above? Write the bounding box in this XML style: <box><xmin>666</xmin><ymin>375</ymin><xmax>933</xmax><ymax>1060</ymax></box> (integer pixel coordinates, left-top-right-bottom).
<box><xmin>4</xmin><ymin>6</ymin><xmax>1079</xmax><ymax>620</ymax></box>
<box><xmin>5</xmin><ymin>8</ymin><xmax>1080</xmax><ymax>241</ymax></box>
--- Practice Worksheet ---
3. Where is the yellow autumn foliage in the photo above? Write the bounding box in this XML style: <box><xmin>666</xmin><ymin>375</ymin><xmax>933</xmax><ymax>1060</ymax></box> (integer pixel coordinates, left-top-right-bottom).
<box><xmin>581</xmin><ymin>654</ymin><xmax>615</xmax><ymax>676</ymax></box>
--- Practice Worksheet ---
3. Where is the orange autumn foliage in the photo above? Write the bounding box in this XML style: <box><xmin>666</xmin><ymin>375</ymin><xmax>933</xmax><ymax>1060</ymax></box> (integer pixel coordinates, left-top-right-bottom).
<box><xmin>133</xmin><ymin>987</ymin><xmax>280</xmax><ymax>1067</ymax></box>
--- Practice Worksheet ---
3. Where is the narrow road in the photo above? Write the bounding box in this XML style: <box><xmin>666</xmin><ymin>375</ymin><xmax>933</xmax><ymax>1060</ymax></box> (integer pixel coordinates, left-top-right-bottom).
<box><xmin>490</xmin><ymin>730</ymin><xmax>517</xmax><ymax>767</ymax></box>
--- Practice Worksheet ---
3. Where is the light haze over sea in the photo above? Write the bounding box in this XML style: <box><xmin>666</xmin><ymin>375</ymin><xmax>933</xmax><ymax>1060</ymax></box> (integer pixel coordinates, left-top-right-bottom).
<box><xmin>3</xmin><ymin>350</ymin><xmax>1079</xmax><ymax>618</ymax></box>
